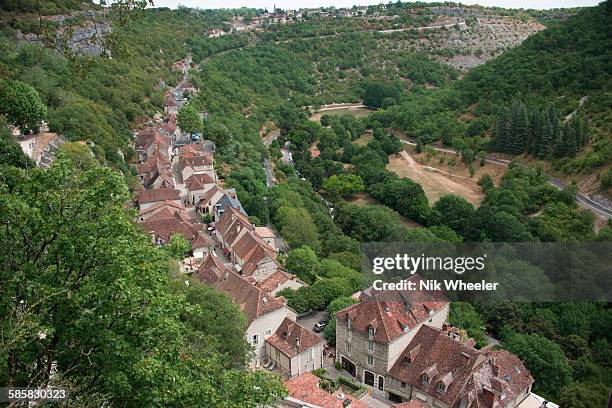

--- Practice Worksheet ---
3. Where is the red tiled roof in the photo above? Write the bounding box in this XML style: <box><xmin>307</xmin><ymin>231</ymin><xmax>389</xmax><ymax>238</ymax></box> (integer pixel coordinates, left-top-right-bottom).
<box><xmin>392</xmin><ymin>402</ymin><xmax>428</xmax><ymax>408</ymax></box>
<box><xmin>389</xmin><ymin>325</ymin><xmax>533</xmax><ymax>408</ymax></box>
<box><xmin>178</xmin><ymin>143</ymin><xmax>206</xmax><ymax>156</ymax></box>
<box><xmin>179</xmin><ymin>154</ymin><xmax>213</xmax><ymax>172</ymax></box>
<box><xmin>198</xmin><ymin>269</ymin><xmax>285</xmax><ymax>324</ymax></box>
<box><xmin>138</xmin><ymin>200</ymin><xmax>186</xmax><ymax>220</ymax></box>
<box><xmin>139</xmin><ymin>214</ymin><xmax>198</xmax><ymax>243</ymax></box>
<box><xmin>216</xmin><ymin>205</ymin><xmax>251</xmax><ymax>236</ymax></box>
<box><xmin>134</xmin><ymin>129</ymin><xmax>157</xmax><ymax>149</ymax></box>
<box><xmin>136</xmin><ymin>188</ymin><xmax>181</xmax><ymax>204</ymax></box>
<box><xmin>284</xmin><ymin>373</ymin><xmax>368</xmax><ymax>408</ymax></box>
<box><xmin>136</xmin><ymin>150</ymin><xmax>170</xmax><ymax>174</ymax></box>
<box><xmin>336</xmin><ymin>275</ymin><xmax>448</xmax><ymax>344</ymax></box>
<box><xmin>144</xmin><ymin>132</ymin><xmax>170</xmax><ymax>151</ymax></box>
<box><xmin>221</xmin><ymin>216</ymin><xmax>255</xmax><ymax>248</ymax></box>
<box><xmin>185</xmin><ymin>173</ymin><xmax>215</xmax><ymax>191</ymax></box>
<box><xmin>266</xmin><ymin>317</ymin><xmax>323</xmax><ymax>358</ymax></box>
<box><xmin>257</xmin><ymin>270</ymin><xmax>298</xmax><ymax>293</ymax></box>
<box><xmin>192</xmin><ymin>233</ymin><xmax>213</xmax><ymax>249</ymax></box>
<box><xmin>232</xmin><ymin>230</ymin><xmax>276</xmax><ymax>263</ymax></box>
<box><xmin>196</xmin><ymin>254</ymin><xmax>232</xmax><ymax>283</ymax></box>
<box><xmin>197</xmin><ymin>185</ymin><xmax>222</xmax><ymax>207</ymax></box>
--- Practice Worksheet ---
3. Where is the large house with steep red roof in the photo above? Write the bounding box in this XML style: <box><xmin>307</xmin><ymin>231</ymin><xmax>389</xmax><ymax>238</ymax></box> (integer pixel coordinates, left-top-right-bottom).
<box><xmin>265</xmin><ymin>317</ymin><xmax>324</xmax><ymax>377</ymax></box>
<box><xmin>386</xmin><ymin>325</ymin><xmax>533</xmax><ymax>408</ymax></box>
<box><xmin>179</xmin><ymin>153</ymin><xmax>214</xmax><ymax>182</ymax></box>
<box><xmin>137</xmin><ymin>200</ymin><xmax>187</xmax><ymax>222</ymax></box>
<box><xmin>185</xmin><ymin>173</ymin><xmax>216</xmax><ymax>205</ymax></box>
<box><xmin>195</xmin><ymin>260</ymin><xmax>296</xmax><ymax>366</ymax></box>
<box><xmin>135</xmin><ymin>188</ymin><xmax>182</xmax><ymax>211</ymax></box>
<box><xmin>335</xmin><ymin>275</ymin><xmax>450</xmax><ymax>396</ymax></box>
<box><xmin>136</xmin><ymin>150</ymin><xmax>173</xmax><ymax>190</ymax></box>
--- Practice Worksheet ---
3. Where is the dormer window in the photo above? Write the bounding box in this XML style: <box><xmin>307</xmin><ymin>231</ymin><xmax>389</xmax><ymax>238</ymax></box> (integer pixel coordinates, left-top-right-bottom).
<box><xmin>367</xmin><ymin>326</ymin><xmax>374</xmax><ymax>339</ymax></box>
<box><xmin>437</xmin><ymin>382</ymin><xmax>446</xmax><ymax>393</ymax></box>
<box><xmin>421</xmin><ymin>374</ymin><xmax>429</xmax><ymax>385</ymax></box>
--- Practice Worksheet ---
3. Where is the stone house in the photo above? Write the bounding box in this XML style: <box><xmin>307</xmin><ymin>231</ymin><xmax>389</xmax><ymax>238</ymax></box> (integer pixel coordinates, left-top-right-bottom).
<box><xmin>137</xmin><ymin>200</ymin><xmax>186</xmax><ymax>222</ymax></box>
<box><xmin>179</xmin><ymin>153</ymin><xmax>214</xmax><ymax>182</ymax></box>
<box><xmin>184</xmin><ymin>173</ymin><xmax>216</xmax><ymax>206</ymax></box>
<box><xmin>264</xmin><ymin>317</ymin><xmax>324</xmax><ymax>377</ymax></box>
<box><xmin>197</xmin><ymin>185</ymin><xmax>225</xmax><ymax>218</ymax></box>
<box><xmin>386</xmin><ymin>325</ymin><xmax>533</xmax><ymax>408</ymax></box>
<box><xmin>335</xmin><ymin>277</ymin><xmax>449</xmax><ymax>397</ymax></box>
<box><xmin>196</xmin><ymin>260</ymin><xmax>296</xmax><ymax>366</ymax></box>
<box><xmin>135</xmin><ymin>188</ymin><xmax>182</xmax><ymax>211</ymax></box>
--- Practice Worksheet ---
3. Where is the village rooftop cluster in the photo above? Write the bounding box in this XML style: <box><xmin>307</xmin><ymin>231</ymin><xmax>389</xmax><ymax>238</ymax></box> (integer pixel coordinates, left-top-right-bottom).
<box><xmin>123</xmin><ymin>57</ymin><xmax>551</xmax><ymax>408</ymax></box>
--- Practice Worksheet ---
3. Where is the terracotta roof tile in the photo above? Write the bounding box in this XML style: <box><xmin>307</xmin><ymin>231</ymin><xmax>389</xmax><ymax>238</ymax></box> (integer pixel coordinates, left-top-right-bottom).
<box><xmin>196</xmin><ymin>254</ymin><xmax>232</xmax><ymax>283</ymax></box>
<box><xmin>336</xmin><ymin>275</ymin><xmax>448</xmax><ymax>344</ymax></box>
<box><xmin>257</xmin><ymin>270</ymin><xmax>298</xmax><ymax>293</ymax></box>
<box><xmin>232</xmin><ymin>230</ymin><xmax>276</xmax><ymax>263</ymax></box>
<box><xmin>179</xmin><ymin>154</ymin><xmax>213</xmax><ymax>172</ymax></box>
<box><xmin>198</xmin><ymin>185</ymin><xmax>222</xmax><ymax>207</ymax></box>
<box><xmin>185</xmin><ymin>173</ymin><xmax>215</xmax><ymax>191</ymax></box>
<box><xmin>138</xmin><ymin>214</ymin><xmax>198</xmax><ymax>242</ymax></box>
<box><xmin>138</xmin><ymin>200</ymin><xmax>186</xmax><ymax>219</ymax></box>
<box><xmin>392</xmin><ymin>402</ymin><xmax>428</xmax><ymax>408</ymax></box>
<box><xmin>192</xmin><ymin>233</ymin><xmax>213</xmax><ymax>249</ymax></box>
<box><xmin>389</xmin><ymin>325</ymin><xmax>533</xmax><ymax>408</ymax></box>
<box><xmin>197</xmin><ymin>268</ymin><xmax>285</xmax><ymax>325</ymax></box>
<box><xmin>136</xmin><ymin>188</ymin><xmax>181</xmax><ymax>204</ymax></box>
<box><xmin>266</xmin><ymin>317</ymin><xmax>323</xmax><ymax>358</ymax></box>
<box><xmin>284</xmin><ymin>373</ymin><xmax>368</xmax><ymax>408</ymax></box>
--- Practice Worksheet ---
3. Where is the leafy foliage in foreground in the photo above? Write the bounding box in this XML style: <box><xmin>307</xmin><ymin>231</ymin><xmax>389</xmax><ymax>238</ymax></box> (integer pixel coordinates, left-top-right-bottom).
<box><xmin>0</xmin><ymin>157</ymin><xmax>286</xmax><ymax>406</ymax></box>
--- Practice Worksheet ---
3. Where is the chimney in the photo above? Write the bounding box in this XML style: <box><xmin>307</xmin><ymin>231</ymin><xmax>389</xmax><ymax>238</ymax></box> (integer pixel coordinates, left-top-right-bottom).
<box><xmin>482</xmin><ymin>386</ymin><xmax>497</xmax><ymax>407</ymax></box>
<box><xmin>492</xmin><ymin>364</ymin><xmax>500</xmax><ymax>376</ymax></box>
<box><xmin>491</xmin><ymin>378</ymin><xmax>503</xmax><ymax>392</ymax></box>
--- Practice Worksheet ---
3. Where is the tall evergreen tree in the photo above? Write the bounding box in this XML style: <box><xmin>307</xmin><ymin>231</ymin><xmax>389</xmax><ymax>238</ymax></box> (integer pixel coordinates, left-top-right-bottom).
<box><xmin>495</xmin><ymin>107</ymin><xmax>510</xmax><ymax>153</ymax></box>
<box><xmin>571</xmin><ymin>116</ymin><xmax>583</xmax><ymax>150</ymax></box>
<box><xmin>528</xmin><ymin>109</ymin><xmax>543</xmax><ymax>155</ymax></box>
<box><xmin>555</xmin><ymin>123</ymin><xmax>570</xmax><ymax>158</ymax></box>
<box><xmin>581</xmin><ymin>115</ymin><xmax>590</xmax><ymax>145</ymax></box>
<box><xmin>510</xmin><ymin>100</ymin><xmax>528</xmax><ymax>155</ymax></box>
<box><xmin>539</xmin><ymin>119</ymin><xmax>553</xmax><ymax>159</ymax></box>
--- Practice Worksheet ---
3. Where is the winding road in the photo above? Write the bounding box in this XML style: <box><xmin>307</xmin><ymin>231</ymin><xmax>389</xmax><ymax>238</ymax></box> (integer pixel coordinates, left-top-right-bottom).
<box><xmin>400</xmin><ymin>139</ymin><xmax>612</xmax><ymax>219</ymax></box>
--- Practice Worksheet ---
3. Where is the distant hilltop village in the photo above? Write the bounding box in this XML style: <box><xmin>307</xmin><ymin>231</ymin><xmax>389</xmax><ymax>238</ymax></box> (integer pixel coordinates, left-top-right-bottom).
<box><xmin>208</xmin><ymin>4</ymin><xmax>381</xmax><ymax>37</ymax></box>
<box><xmin>207</xmin><ymin>3</ymin><xmax>495</xmax><ymax>37</ymax></box>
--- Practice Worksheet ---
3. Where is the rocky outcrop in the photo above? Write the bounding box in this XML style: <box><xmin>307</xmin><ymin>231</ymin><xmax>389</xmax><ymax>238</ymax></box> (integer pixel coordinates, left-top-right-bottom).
<box><xmin>389</xmin><ymin>8</ymin><xmax>545</xmax><ymax>71</ymax></box>
<box><xmin>17</xmin><ymin>11</ymin><xmax>112</xmax><ymax>57</ymax></box>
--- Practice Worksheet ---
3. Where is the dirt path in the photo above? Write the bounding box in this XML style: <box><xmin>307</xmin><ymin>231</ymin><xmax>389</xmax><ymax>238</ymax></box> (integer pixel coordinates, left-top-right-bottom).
<box><xmin>309</xmin><ymin>104</ymin><xmax>371</xmax><ymax>122</ymax></box>
<box><xmin>388</xmin><ymin>151</ymin><xmax>484</xmax><ymax>206</ymax></box>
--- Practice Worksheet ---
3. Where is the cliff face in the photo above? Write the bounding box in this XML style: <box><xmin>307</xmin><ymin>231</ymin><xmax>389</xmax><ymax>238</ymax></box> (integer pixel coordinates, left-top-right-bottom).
<box><xmin>16</xmin><ymin>11</ymin><xmax>112</xmax><ymax>57</ymax></box>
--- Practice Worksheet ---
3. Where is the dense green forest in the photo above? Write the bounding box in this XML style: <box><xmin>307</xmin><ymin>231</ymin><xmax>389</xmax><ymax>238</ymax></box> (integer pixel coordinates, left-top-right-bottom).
<box><xmin>378</xmin><ymin>1</ymin><xmax>612</xmax><ymax>175</ymax></box>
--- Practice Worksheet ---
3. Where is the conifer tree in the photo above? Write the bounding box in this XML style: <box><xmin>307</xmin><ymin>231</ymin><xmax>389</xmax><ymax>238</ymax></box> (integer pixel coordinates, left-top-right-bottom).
<box><xmin>528</xmin><ymin>109</ymin><xmax>543</xmax><ymax>155</ymax></box>
<box><xmin>510</xmin><ymin>100</ymin><xmax>528</xmax><ymax>155</ymax></box>
<box><xmin>571</xmin><ymin>116</ymin><xmax>583</xmax><ymax>150</ymax></box>
<box><xmin>539</xmin><ymin>119</ymin><xmax>553</xmax><ymax>159</ymax></box>
<box><xmin>567</xmin><ymin>122</ymin><xmax>578</xmax><ymax>157</ymax></box>
<box><xmin>495</xmin><ymin>107</ymin><xmax>510</xmax><ymax>153</ymax></box>
<box><xmin>581</xmin><ymin>115</ymin><xmax>590</xmax><ymax>145</ymax></box>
